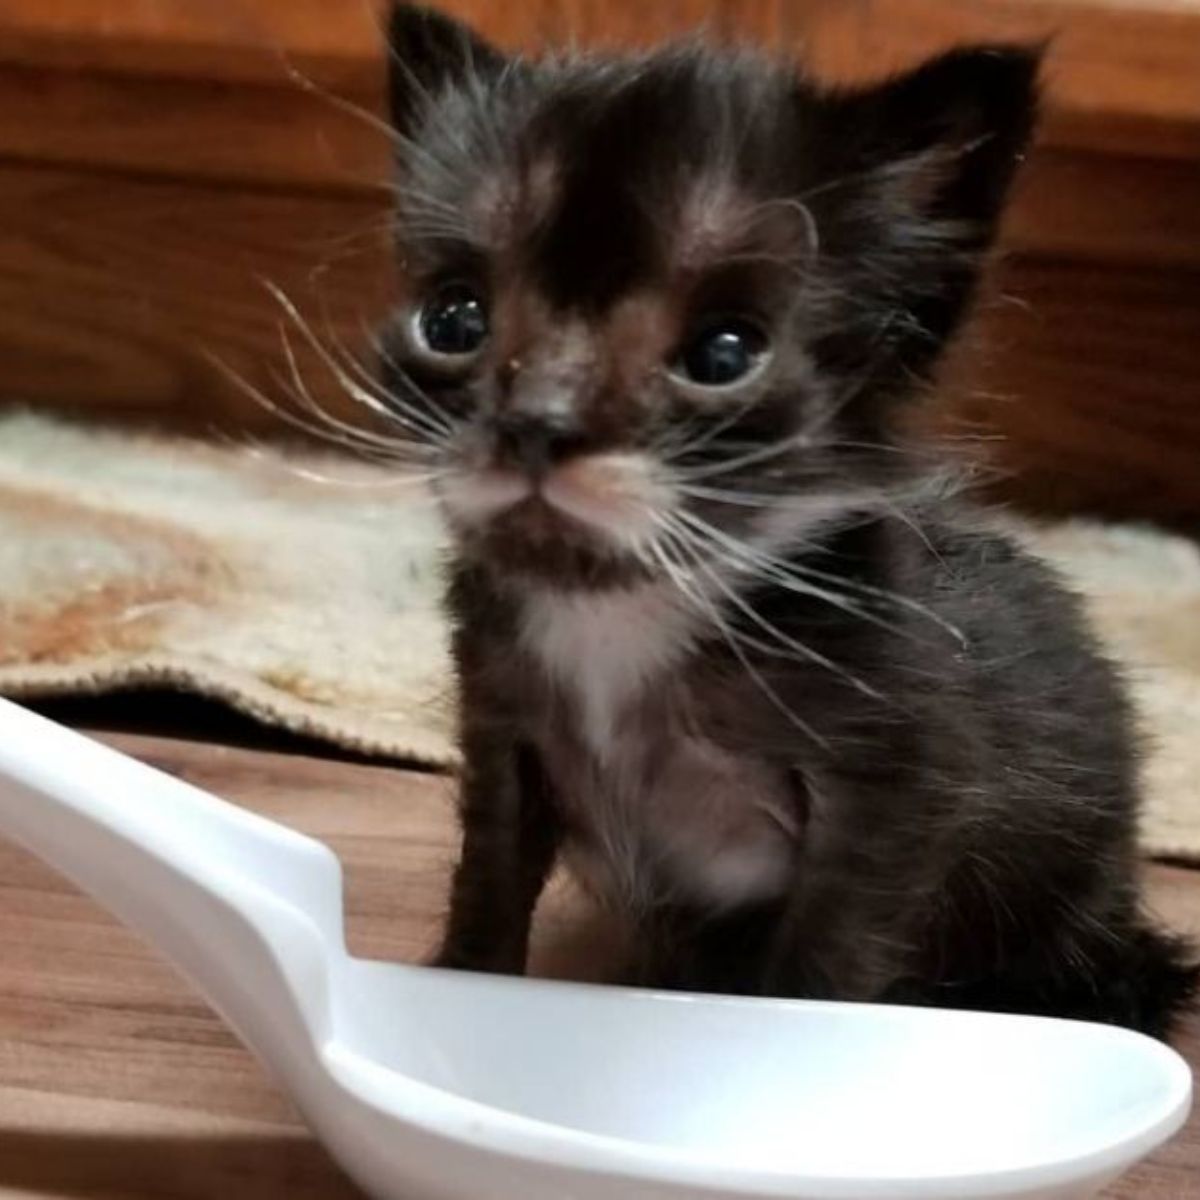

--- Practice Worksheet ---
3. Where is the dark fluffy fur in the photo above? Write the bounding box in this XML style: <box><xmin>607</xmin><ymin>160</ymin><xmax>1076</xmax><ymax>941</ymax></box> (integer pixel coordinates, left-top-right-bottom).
<box><xmin>383</xmin><ymin>4</ymin><xmax>1198</xmax><ymax>1037</ymax></box>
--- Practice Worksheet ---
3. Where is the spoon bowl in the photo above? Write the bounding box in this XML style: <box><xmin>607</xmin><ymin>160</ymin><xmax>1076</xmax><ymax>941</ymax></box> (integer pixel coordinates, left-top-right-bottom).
<box><xmin>0</xmin><ymin>699</ymin><xmax>1189</xmax><ymax>1199</ymax></box>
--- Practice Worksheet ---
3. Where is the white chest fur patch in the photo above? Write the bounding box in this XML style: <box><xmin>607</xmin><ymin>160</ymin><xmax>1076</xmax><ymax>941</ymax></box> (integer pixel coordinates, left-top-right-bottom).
<box><xmin>520</xmin><ymin>584</ymin><xmax>696</xmax><ymax>760</ymax></box>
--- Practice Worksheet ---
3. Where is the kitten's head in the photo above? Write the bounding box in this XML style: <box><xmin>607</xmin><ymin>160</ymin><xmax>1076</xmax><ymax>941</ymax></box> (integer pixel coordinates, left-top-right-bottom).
<box><xmin>381</xmin><ymin>4</ymin><xmax>1038</xmax><ymax>587</ymax></box>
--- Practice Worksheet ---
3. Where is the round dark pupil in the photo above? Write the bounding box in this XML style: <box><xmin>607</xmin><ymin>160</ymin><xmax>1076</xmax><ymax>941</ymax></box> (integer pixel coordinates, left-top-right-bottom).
<box><xmin>684</xmin><ymin>325</ymin><xmax>759</xmax><ymax>386</ymax></box>
<box><xmin>421</xmin><ymin>290</ymin><xmax>487</xmax><ymax>355</ymax></box>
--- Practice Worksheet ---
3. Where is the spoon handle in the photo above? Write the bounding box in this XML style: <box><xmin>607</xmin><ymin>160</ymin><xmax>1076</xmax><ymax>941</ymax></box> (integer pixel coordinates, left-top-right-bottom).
<box><xmin>0</xmin><ymin>699</ymin><xmax>341</xmax><ymax>1059</ymax></box>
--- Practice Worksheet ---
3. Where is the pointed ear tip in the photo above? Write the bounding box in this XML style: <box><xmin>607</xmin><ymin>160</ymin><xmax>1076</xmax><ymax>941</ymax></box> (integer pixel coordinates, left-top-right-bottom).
<box><xmin>960</xmin><ymin>42</ymin><xmax>1046</xmax><ymax>93</ymax></box>
<box><xmin>386</xmin><ymin>2</ymin><xmax>505</xmax><ymax>64</ymax></box>
<box><xmin>387</xmin><ymin>2</ymin><xmax>449</xmax><ymax>39</ymax></box>
<box><xmin>388</xmin><ymin>1</ymin><xmax>451</xmax><ymax>21</ymax></box>
<box><xmin>387</xmin><ymin>1</ymin><xmax>423</xmax><ymax>27</ymax></box>
<box><xmin>387</xmin><ymin>2</ymin><xmax>481</xmax><ymax>52</ymax></box>
<box><xmin>906</xmin><ymin>44</ymin><xmax>1043</xmax><ymax>125</ymax></box>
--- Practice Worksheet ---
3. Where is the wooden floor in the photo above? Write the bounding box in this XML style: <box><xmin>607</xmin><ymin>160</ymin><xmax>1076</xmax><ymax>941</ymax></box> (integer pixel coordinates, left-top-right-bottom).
<box><xmin>0</xmin><ymin>724</ymin><xmax>1197</xmax><ymax>1197</ymax></box>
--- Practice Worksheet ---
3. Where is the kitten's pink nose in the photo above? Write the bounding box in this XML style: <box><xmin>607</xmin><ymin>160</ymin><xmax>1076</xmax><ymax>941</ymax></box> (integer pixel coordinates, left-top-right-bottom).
<box><xmin>492</xmin><ymin>411</ymin><xmax>586</xmax><ymax>478</ymax></box>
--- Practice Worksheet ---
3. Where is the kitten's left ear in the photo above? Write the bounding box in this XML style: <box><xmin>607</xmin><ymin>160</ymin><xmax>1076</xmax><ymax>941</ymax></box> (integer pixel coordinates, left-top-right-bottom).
<box><xmin>811</xmin><ymin>46</ymin><xmax>1041</xmax><ymax>381</ymax></box>
<box><xmin>387</xmin><ymin>3</ymin><xmax>509</xmax><ymax>136</ymax></box>
<box><xmin>828</xmin><ymin>44</ymin><xmax>1042</xmax><ymax>237</ymax></box>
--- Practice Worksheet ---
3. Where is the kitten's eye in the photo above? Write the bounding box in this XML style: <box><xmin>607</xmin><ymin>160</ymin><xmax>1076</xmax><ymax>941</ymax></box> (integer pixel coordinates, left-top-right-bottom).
<box><xmin>414</xmin><ymin>285</ymin><xmax>489</xmax><ymax>359</ymax></box>
<box><xmin>674</xmin><ymin>319</ymin><xmax>769</xmax><ymax>388</ymax></box>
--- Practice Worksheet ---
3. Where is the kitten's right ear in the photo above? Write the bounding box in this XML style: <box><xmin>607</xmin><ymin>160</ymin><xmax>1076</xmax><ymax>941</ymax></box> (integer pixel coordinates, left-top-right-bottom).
<box><xmin>387</xmin><ymin>4</ymin><xmax>508</xmax><ymax>135</ymax></box>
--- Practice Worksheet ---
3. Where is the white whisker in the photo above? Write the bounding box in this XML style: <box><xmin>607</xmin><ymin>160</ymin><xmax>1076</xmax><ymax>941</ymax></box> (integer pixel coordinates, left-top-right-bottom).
<box><xmin>212</xmin><ymin>431</ymin><xmax>443</xmax><ymax>492</ymax></box>
<box><xmin>661</xmin><ymin>513</ymin><xmax>886</xmax><ymax>703</ymax></box>
<box><xmin>205</xmin><ymin>352</ymin><xmax>414</xmax><ymax>465</ymax></box>
<box><xmin>651</xmin><ymin>524</ymin><xmax>829</xmax><ymax>747</ymax></box>
<box><xmin>675</xmin><ymin>505</ymin><xmax>966</xmax><ymax>646</ymax></box>
<box><xmin>673</xmin><ymin>431</ymin><xmax>815</xmax><ymax>482</ymax></box>
<box><xmin>275</xmin><ymin>324</ymin><xmax>438</xmax><ymax>463</ymax></box>
<box><xmin>261</xmin><ymin>279</ymin><xmax>456</xmax><ymax>452</ymax></box>
<box><xmin>313</xmin><ymin>304</ymin><xmax>458</xmax><ymax>443</ymax></box>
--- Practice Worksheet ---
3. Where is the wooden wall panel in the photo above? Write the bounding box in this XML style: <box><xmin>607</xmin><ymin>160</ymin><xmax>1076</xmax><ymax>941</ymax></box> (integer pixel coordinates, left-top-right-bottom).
<box><xmin>0</xmin><ymin>163</ymin><xmax>392</xmax><ymax>430</ymax></box>
<box><xmin>2</xmin><ymin>0</ymin><xmax>1196</xmax><ymax>151</ymax></box>
<box><xmin>936</xmin><ymin>257</ymin><xmax>1200</xmax><ymax>518</ymax></box>
<box><xmin>1003</xmin><ymin>147</ymin><xmax>1200</xmax><ymax>272</ymax></box>
<box><xmin>0</xmin><ymin>63</ymin><xmax>389</xmax><ymax>192</ymax></box>
<box><xmin>0</xmin><ymin>0</ymin><xmax>385</xmax><ymax>88</ymax></box>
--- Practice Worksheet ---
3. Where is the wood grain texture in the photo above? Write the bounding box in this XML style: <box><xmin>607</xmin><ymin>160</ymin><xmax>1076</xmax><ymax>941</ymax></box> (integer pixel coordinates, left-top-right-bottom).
<box><xmin>938</xmin><ymin>255</ymin><xmax>1200</xmax><ymax>518</ymax></box>
<box><xmin>0</xmin><ymin>62</ymin><xmax>390</xmax><ymax>192</ymax></box>
<box><xmin>0</xmin><ymin>727</ymin><xmax>1196</xmax><ymax>1198</ymax></box>
<box><xmin>0</xmin><ymin>0</ymin><xmax>385</xmax><ymax>89</ymax></box>
<box><xmin>0</xmin><ymin>162</ymin><xmax>392</xmax><ymax>428</ymax></box>
<box><xmin>1</xmin><ymin>0</ymin><xmax>1196</xmax><ymax>152</ymax></box>
<box><xmin>1003</xmin><ymin>147</ymin><xmax>1200</xmax><ymax>272</ymax></box>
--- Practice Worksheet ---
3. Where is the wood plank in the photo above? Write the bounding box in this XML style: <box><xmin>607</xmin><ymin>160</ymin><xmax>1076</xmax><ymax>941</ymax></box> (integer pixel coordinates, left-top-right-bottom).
<box><xmin>0</xmin><ymin>0</ymin><xmax>1196</xmax><ymax>156</ymax></box>
<box><xmin>0</xmin><ymin>1093</ymin><xmax>360</xmax><ymax>1200</ymax></box>
<box><xmin>4</xmin><ymin>63</ymin><xmax>1198</xmax><ymax>274</ymax></box>
<box><xmin>0</xmin><ymin>62</ymin><xmax>390</xmax><ymax>193</ymax></box>
<box><xmin>935</xmin><ymin>254</ymin><xmax>1200</xmax><ymax>519</ymax></box>
<box><xmin>0</xmin><ymin>161</ymin><xmax>392</xmax><ymax>429</ymax></box>
<box><xmin>0</xmin><ymin>728</ymin><xmax>1196</xmax><ymax>1197</ymax></box>
<box><xmin>1004</xmin><ymin>147</ymin><xmax>1200</xmax><ymax>272</ymax></box>
<box><xmin>0</xmin><ymin>0</ymin><xmax>385</xmax><ymax>90</ymax></box>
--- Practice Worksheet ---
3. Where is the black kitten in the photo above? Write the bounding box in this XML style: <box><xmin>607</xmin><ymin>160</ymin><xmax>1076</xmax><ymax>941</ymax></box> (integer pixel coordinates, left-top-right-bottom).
<box><xmin>380</xmin><ymin>3</ymin><xmax>1197</xmax><ymax>1037</ymax></box>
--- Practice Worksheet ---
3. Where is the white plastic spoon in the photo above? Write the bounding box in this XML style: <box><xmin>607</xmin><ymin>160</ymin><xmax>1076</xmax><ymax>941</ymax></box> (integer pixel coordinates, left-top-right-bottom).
<box><xmin>0</xmin><ymin>697</ymin><xmax>1189</xmax><ymax>1200</ymax></box>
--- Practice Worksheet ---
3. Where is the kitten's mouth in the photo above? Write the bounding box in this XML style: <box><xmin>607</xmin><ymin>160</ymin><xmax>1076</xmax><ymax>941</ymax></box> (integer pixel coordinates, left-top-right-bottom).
<box><xmin>490</xmin><ymin>491</ymin><xmax>584</xmax><ymax>546</ymax></box>
<box><xmin>436</xmin><ymin>453</ymin><xmax>668</xmax><ymax>555</ymax></box>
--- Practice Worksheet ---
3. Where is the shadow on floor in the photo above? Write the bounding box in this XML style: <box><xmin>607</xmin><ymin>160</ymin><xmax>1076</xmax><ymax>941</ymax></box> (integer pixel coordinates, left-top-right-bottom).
<box><xmin>26</xmin><ymin>689</ymin><xmax>437</xmax><ymax>770</ymax></box>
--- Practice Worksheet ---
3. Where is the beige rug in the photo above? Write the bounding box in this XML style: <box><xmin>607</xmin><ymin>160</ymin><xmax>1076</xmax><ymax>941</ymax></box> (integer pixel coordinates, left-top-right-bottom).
<box><xmin>0</xmin><ymin>410</ymin><xmax>1196</xmax><ymax>858</ymax></box>
<box><xmin>0</xmin><ymin>411</ymin><xmax>454</xmax><ymax>762</ymax></box>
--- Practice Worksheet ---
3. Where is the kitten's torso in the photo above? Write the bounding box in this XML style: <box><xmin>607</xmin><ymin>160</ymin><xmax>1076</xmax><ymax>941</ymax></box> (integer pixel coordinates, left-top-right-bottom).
<box><xmin>454</xmin><ymin>503</ymin><xmax>1140</xmax><ymax>994</ymax></box>
<box><xmin>485</xmin><ymin>576</ymin><xmax>796</xmax><ymax>911</ymax></box>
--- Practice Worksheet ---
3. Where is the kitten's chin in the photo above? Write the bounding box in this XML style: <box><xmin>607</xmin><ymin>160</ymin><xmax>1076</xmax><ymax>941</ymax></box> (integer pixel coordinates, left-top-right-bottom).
<box><xmin>464</xmin><ymin>500</ymin><xmax>652</xmax><ymax>588</ymax></box>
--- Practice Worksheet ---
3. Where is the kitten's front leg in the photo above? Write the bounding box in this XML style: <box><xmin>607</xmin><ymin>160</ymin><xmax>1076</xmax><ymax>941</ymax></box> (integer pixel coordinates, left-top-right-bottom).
<box><xmin>433</xmin><ymin>733</ymin><xmax>561</xmax><ymax>975</ymax></box>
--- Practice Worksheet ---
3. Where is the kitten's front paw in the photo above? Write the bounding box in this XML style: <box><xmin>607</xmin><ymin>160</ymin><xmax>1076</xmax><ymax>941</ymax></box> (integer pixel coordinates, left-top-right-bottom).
<box><xmin>428</xmin><ymin>942</ymin><xmax>526</xmax><ymax>976</ymax></box>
